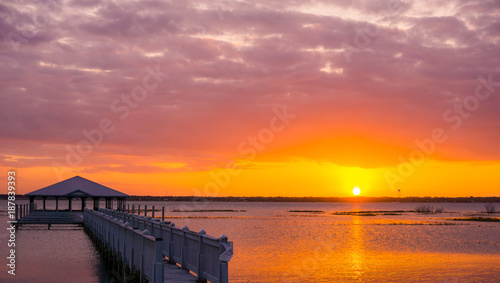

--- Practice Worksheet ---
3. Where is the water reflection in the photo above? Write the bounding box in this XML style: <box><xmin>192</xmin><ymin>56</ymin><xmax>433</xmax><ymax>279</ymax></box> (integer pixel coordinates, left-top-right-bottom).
<box><xmin>0</xmin><ymin>224</ymin><xmax>114</xmax><ymax>283</ymax></box>
<box><xmin>347</xmin><ymin>216</ymin><xmax>365</xmax><ymax>280</ymax></box>
<box><xmin>2</xmin><ymin>201</ymin><xmax>498</xmax><ymax>282</ymax></box>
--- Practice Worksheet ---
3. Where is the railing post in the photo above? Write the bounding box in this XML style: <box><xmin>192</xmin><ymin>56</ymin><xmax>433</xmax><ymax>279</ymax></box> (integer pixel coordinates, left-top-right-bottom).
<box><xmin>219</xmin><ymin>261</ymin><xmax>228</xmax><ymax>283</ymax></box>
<box><xmin>15</xmin><ymin>204</ymin><xmax>18</xmax><ymax>221</ymax></box>
<box><xmin>197</xmin><ymin>230</ymin><xmax>206</xmax><ymax>281</ymax></box>
<box><xmin>168</xmin><ymin>223</ymin><xmax>175</xmax><ymax>263</ymax></box>
<box><xmin>162</xmin><ymin>206</ymin><xmax>165</xmax><ymax>221</ymax></box>
<box><xmin>153</xmin><ymin>238</ymin><xmax>164</xmax><ymax>283</ymax></box>
<box><xmin>219</xmin><ymin>234</ymin><xmax>231</xmax><ymax>283</ymax></box>
<box><xmin>152</xmin><ymin>206</ymin><xmax>155</xmax><ymax>219</ymax></box>
<box><xmin>123</xmin><ymin>233</ymin><xmax>127</xmax><ymax>280</ymax></box>
<box><xmin>181</xmin><ymin>226</ymin><xmax>189</xmax><ymax>269</ymax></box>
<box><xmin>138</xmin><ymin>205</ymin><xmax>141</xmax><ymax>216</ymax></box>
<box><xmin>144</xmin><ymin>205</ymin><xmax>147</xmax><ymax>217</ymax></box>
<box><xmin>140</xmin><ymin>235</ymin><xmax>145</xmax><ymax>283</ymax></box>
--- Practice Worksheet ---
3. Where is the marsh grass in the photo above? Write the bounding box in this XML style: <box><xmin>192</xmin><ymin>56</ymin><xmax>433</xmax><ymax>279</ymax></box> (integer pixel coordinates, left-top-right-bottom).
<box><xmin>169</xmin><ymin>209</ymin><xmax>246</xmax><ymax>212</ymax></box>
<box><xmin>484</xmin><ymin>204</ymin><xmax>496</xmax><ymax>214</ymax></box>
<box><xmin>414</xmin><ymin>205</ymin><xmax>444</xmax><ymax>214</ymax></box>
<box><xmin>332</xmin><ymin>210</ymin><xmax>407</xmax><ymax>216</ymax></box>
<box><xmin>332</xmin><ymin>211</ymin><xmax>377</xmax><ymax>216</ymax></box>
<box><xmin>288</xmin><ymin>210</ymin><xmax>324</xmax><ymax>213</ymax></box>
<box><xmin>384</xmin><ymin>222</ymin><xmax>459</xmax><ymax>225</ymax></box>
<box><xmin>449</xmin><ymin>217</ymin><xmax>500</xmax><ymax>222</ymax></box>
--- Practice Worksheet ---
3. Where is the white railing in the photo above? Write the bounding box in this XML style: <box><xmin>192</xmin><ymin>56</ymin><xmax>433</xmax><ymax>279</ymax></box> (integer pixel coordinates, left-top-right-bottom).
<box><xmin>84</xmin><ymin>208</ymin><xmax>164</xmax><ymax>283</ymax></box>
<box><xmin>15</xmin><ymin>203</ymin><xmax>37</xmax><ymax>220</ymax></box>
<box><xmin>86</xmin><ymin>208</ymin><xmax>233</xmax><ymax>283</ymax></box>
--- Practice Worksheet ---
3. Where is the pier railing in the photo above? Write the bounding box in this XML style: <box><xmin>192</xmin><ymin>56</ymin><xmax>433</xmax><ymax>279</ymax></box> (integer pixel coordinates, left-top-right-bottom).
<box><xmin>84</xmin><ymin>208</ymin><xmax>164</xmax><ymax>282</ymax></box>
<box><xmin>85</xmin><ymin>208</ymin><xmax>233</xmax><ymax>283</ymax></box>
<box><xmin>15</xmin><ymin>203</ymin><xmax>37</xmax><ymax>221</ymax></box>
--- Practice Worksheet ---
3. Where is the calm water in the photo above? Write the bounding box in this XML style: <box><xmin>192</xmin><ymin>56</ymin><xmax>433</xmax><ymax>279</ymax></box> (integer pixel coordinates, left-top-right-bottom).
<box><xmin>1</xmin><ymin>201</ymin><xmax>499</xmax><ymax>282</ymax></box>
<box><xmin>0</xmin><ymin>220</ymin><xmax>112</xmax><ymax>282</ymax></box>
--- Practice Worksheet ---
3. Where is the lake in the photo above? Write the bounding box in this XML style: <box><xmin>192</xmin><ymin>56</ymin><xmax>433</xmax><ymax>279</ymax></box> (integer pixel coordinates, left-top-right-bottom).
<box><xmin>1</xmin><ymin>201</ymin><xmax>499</xmax><ymax>282</ymax></box>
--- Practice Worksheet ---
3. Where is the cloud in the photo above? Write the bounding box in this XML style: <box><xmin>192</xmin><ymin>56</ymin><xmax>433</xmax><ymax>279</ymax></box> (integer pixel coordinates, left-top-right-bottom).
<box><xmin>1</xmin><ymin>0</ymin><xmax>499</xmax><ymax>175</ymax></box>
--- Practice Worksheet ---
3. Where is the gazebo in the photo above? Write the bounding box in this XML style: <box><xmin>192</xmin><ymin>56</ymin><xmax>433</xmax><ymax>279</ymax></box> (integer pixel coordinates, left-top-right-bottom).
<box><xmin>26</xmin><ymin>176</ymin><xmax>129</xmax><ymax>212</ymax></box>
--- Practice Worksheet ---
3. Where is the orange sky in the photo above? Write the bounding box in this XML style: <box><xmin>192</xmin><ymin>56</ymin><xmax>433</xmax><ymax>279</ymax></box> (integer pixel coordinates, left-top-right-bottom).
<box><xmin>1</xmin><ymin>1</ymin><xmax>500</xmax><ymax>197</ymax></box>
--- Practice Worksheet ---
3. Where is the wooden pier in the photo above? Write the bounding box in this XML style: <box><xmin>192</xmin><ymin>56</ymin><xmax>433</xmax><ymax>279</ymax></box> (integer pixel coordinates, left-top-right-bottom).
<box><xmin>15</xmin><ymin>207</ymin><xmax>234</xmax><ymax>282</ymax></box>
<box><xmin>16</xmin><ymin>177</ymin><xmax>233</xmax><ymax>282</ymax></box>
<box><xmin>84</xmin><ymin>208</ymin><xmax>233</xmax><ymax>283</ymax></box>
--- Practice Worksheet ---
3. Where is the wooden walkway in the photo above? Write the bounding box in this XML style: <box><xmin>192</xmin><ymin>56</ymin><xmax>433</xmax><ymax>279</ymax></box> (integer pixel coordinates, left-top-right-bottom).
<box><xmin>164</xmin><ymin>263</ymin><xmax>197</xmax><ymax>282</ymax></box>
<box><xmin>16</xmin><ymin>211</ymin><xmax>200</xmax><ymax>282</ymax></box>
<box><xmin>17</xmin><ymin>209</ymin><xmax>232</xmax><ymax>282</ymax></box>
<box><xmin>17</xmin><ymin>211</ymin><xmax>83</xmax><ymax>225</ymax></box>
<box><xmin>85</xmin><ymin>208</ymin><xmax>232</xmax><ymax>283</ymax></box>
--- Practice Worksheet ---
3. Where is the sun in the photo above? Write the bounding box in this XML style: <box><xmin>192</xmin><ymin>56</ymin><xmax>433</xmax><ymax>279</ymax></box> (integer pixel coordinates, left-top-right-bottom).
<box><xmin>353</xmin><ymin>186</ymin><xmax>361</xmax><ymax>196</ymax></box>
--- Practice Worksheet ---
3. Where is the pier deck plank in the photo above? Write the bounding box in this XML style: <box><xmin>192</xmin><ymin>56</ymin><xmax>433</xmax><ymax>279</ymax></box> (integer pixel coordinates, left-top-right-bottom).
<box><xmin>164</xmin><ymin>262</ymin><xmax>198</xmax><ymax>282</ymax></box>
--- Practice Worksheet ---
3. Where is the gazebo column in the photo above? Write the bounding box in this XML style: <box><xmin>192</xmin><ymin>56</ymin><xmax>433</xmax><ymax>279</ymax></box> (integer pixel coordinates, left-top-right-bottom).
<box><xmin>68</xmin><ymin>197</ymin><xmax>72</xmax><ymax>212</ymax></box>
<box><xmin>93</xmin><ymin>197</ymin><xmax>99</xmax><ymax>211</ymax></box>
<box><xmin>29</xmin><ymin>197</ymin><xmax>34</xmax><ymax>213</ymax></box>
<box><xmin>81</xmin><ymin>198</ymin><xmax>86</xmax><ymax>211</ymax></box>
<box><xmin>105</xmin><ymin>198</ymin><xmax>112</xmax><ymax>209</ymax></box>
<box><xmin>55</xmin><ymin>197</ymin><xmax>59</xmax><ymax>212</ymax></box>
<box><xmin>43</xmin><ymin>197</ymin><xmax>47</xmax><ymax>211</ymax></box>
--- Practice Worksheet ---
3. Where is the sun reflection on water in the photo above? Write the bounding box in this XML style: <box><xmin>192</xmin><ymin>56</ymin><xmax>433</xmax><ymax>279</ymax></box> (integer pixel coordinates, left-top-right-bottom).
<box><xmin>347</xmin><ymin>216</ymin><xmax>365</xmax><ymax>279</ymax></box>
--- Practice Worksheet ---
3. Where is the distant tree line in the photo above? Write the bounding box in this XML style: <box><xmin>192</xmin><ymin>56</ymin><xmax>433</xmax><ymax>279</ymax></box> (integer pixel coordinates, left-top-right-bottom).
<box><xmin>2</xmin><ymin>195</ymin><xmax>498</xmax><ymax>203</ymax></box>
<box><xmin>125</xmin><ymin>196</ymin><xmax>500</xmax><ymax>203</ymax></box>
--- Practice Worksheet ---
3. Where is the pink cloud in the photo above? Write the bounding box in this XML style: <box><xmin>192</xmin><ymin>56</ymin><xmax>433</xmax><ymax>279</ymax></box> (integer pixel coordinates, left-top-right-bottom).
<box><xmin>1</xmin><ymin>0</ymin><xmax>499</xmax><ymax>173</ymax></box>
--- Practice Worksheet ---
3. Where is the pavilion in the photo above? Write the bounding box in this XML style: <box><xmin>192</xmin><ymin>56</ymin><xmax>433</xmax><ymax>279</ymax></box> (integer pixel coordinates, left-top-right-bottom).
<box><xmin>26</xmin><ymin>176</ymin><xmax>129</xmax><ymax>212</ymax></box>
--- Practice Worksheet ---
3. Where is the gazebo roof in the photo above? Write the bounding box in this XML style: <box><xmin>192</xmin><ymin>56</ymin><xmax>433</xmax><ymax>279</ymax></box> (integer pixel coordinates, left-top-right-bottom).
<box><xmin>26</xmin><ymin>176</ymin><xmax>129</xmax><ymax>198</ymax></box>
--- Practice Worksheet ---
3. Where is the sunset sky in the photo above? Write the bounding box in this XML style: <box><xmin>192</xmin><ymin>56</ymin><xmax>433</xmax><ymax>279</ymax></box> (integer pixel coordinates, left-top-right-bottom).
<box><xmin>1</xmin><ymin>0</ymin><xmax>499</xmax><ymax>197</ymax></box>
